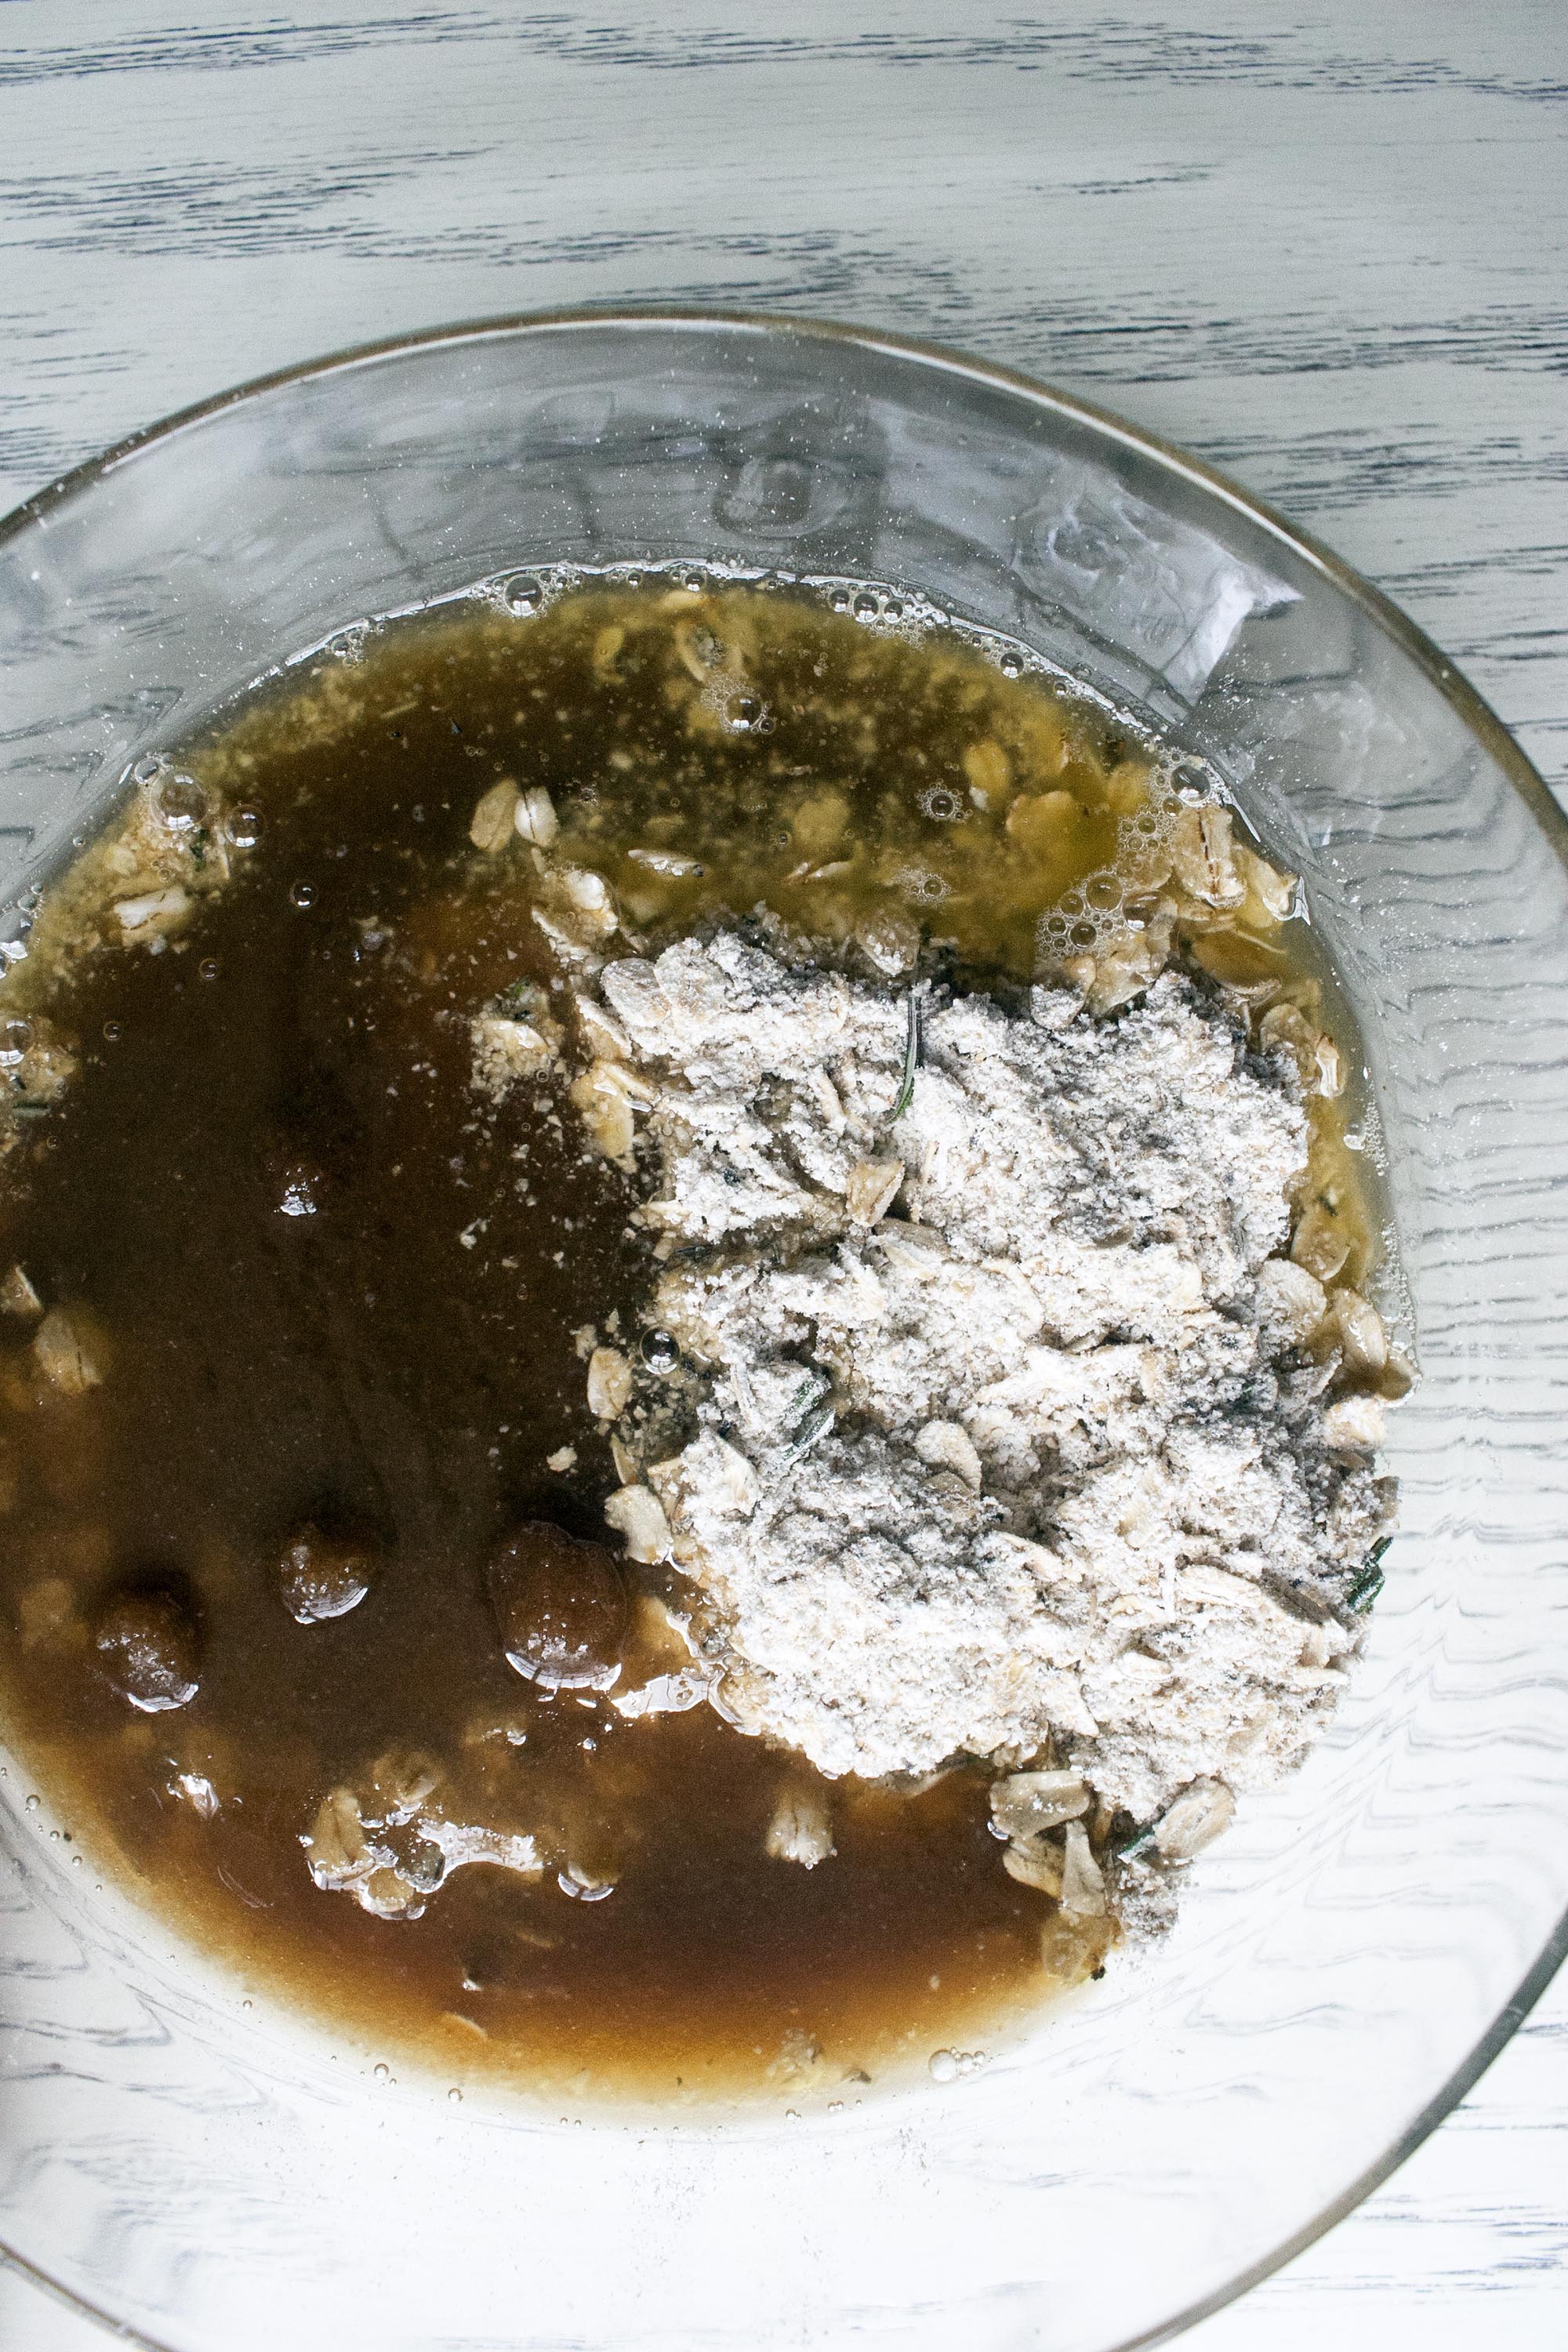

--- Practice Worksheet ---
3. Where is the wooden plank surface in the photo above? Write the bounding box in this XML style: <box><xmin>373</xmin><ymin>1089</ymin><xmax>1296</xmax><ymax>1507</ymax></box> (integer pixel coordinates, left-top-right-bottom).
<box><xmin>0</xmin><ymin>2</ymin><xmax>1565</xmax><ymax>2344</ymax></box>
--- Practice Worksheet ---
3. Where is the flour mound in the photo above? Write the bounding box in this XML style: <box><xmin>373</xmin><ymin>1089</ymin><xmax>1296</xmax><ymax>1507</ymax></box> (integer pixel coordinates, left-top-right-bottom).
<box><xmin>592</xmin><ymin>933</ymin><xmax>1392</xmax><ymax>1820</ymax></box>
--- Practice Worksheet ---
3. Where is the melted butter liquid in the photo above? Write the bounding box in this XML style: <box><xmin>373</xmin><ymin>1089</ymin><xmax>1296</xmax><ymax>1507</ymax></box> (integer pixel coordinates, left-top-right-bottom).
<box><xmin>0</xmin><ymin>578</ymin><xmax>1368</xmax><ymax>2107</ymax></box>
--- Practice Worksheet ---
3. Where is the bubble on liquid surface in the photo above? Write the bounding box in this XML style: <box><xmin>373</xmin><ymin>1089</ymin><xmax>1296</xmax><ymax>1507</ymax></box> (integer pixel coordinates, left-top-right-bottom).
<box><xmin>227</xmin><ymin>807</ymin><xmax>265</xmax><ymax>850</ymax></box>
<box><xmin>727</xmin><ymin>694</ymin><xmax>770</xmax><ymax>735</ymax></box>
<box><xmin>919</xmin><ymin>786</ymin><xmax>964</xmax><ymax>823</ymax></box>
<box><xmin>131</xmin><ymin>754</ymin><xmax>167</xmax><ymax>787</ymax></box>
<box><xmin>152</xmin><ymin>774</ymin><xmax>209</xmax><ymax>833</ymax></box>
<box><xmin>487</xmin><ymin>1522</ymin><xmax>627</xmax><ymax>1692</ymax></box>
<box><xmin>502</xmin><ymin>573</ymin><xmax>543</xmax><ymax>616</ymax></box>
<box><xmin>0</xmin><ymin>1016</ymin><xmax>34</xmax><ymax>1065</ymax></box>
<box><xmin>290</xmin><ymin>880</ymin><xmax>316</xmax><ymax>911</ymax></box>
<box><xmin>557</xmin><ymin>1863</ymin><xmax>616</xmax><ymax>1903</ymax></box>
<box><xmin>928</xmin><ymin>2045</ymin><xmax>988</xmax><ymax>2082</ymax></box>
<box><xmin>405</xmin><ymin>1838</ymin><xmax>447</xmax><ymax>1894</ymax></box>
<box><xmin>640</xmin><ymin>1328</ymin><xmax>679</xmax><ymax>1374</ymax></box>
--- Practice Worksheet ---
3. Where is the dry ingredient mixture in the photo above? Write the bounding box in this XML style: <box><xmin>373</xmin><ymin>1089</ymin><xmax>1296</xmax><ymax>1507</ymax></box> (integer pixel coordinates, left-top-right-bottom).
<box><xmin>0</xmin><ymin>573</ymin><xmax>1404</xmax><ymax>2103</ymax></box>
<box><xmin>588</xmin><ymin>938</ymin><xmax>1388</xmax><ymax>1816</ymax></box>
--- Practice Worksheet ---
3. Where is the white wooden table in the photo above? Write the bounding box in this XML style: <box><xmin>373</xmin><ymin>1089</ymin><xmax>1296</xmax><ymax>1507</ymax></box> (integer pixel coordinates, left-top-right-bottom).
<box><xmin>1</xmin><ymin>3</ymin><xmax>1564</xmax><ymax>2343</ymax></box>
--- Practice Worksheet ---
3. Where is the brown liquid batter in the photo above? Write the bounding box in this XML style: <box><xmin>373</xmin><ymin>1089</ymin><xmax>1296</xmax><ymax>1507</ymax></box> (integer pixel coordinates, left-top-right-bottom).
<box><xmin>0</xmin><ymin>579</ymin><xmax>1366</xmax><ymax>2105</ymax></box>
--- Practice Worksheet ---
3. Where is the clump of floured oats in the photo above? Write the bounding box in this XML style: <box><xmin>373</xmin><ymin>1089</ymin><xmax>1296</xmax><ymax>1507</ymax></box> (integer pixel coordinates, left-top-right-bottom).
<box><xmin>548</xmin><ymin>929</ymin><xmax>1396</xmax><ymax>1845</ymax></box>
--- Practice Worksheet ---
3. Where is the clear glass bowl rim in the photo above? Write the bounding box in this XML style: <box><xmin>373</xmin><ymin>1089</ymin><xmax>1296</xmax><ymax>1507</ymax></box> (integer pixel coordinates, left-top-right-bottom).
<box><xmin>2</xmin><ymin>301</ymin><xmax>1565</xmax><ymax>2352</ymax></box>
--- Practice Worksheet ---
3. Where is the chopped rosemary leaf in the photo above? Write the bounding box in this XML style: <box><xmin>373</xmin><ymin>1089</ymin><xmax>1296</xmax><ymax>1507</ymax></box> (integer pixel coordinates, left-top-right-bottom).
<box><xmin>890</xmin><ymin>984</ymin><xmax>923</xmax><ymax>1122</ymax></box>
<box><xmin>1345</xmin><ymin>1559</ymin><xmax>1386</xmax><ymax>1614</ymax></box>
<box><xmin>784</xmin><ymin>1404</ymin><xmax>836</xmax><ymax>1463</ymax></box>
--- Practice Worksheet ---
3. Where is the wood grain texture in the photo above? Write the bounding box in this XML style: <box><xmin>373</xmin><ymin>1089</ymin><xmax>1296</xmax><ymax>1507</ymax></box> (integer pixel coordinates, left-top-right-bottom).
<box><xmin>0</xmin><ymin>2</ymin><xmax>1565</xmax><ymax>2344</ymax></box>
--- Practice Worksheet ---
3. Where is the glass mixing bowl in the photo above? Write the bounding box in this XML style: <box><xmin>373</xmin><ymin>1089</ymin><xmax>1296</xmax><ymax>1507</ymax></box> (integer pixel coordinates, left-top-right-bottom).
<box><xmin>2</xmin><ymin>311</ymin><xmax>1566</xmax><ymax>2352</ymax></box>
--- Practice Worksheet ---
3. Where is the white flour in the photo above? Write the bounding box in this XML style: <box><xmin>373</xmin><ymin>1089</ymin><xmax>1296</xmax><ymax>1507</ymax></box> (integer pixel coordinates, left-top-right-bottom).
<box><xmin>561</xmin><ymin>930</ymin><xmax>1394</xmax><ymax>1833</ymax></box>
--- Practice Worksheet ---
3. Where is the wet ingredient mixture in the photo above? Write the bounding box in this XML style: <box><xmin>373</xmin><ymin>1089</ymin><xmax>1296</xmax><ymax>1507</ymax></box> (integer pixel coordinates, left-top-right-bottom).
<box><xmin>0</xmin><ymin>575</ymin><xmax>1405</xmax><ymax>2105</ymax></box>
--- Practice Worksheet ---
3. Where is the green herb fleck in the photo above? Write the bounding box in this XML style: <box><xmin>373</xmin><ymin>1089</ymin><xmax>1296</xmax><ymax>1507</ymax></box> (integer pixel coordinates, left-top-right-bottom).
<box><xmin>1345</xmin><ymin>1543</ymin><xmax>1389</xmax><ymax>1615</ymax></box>
<box><xmin>891</xmin><ymin>985</ymin><xmax>924</xmax><ymax>1122</ymax></box>
<box><xmin>773</xmin><ymin>1367</ymin><xmax>833</xmax><ymax>1457</ymax></box>
<box><xmin>783</xmin><ymin>1404</ymin><xmax>835</xmax><ymax>1463</ymax></box>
